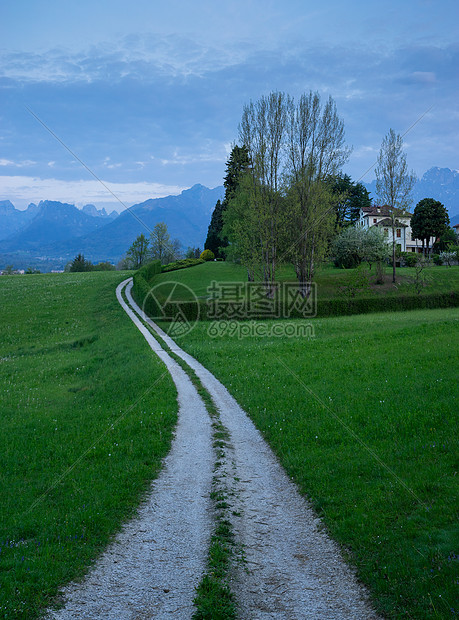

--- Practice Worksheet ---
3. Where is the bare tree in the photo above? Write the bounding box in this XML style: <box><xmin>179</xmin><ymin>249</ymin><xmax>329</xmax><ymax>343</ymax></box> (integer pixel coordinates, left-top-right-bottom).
<box><xmin>227</xmin><ymin>91</ymin><xmax>349</xmax><ymax>299</ymax></box>
<box><xmin>286</xmin><ymin>93</ymin><xmax>350</xmax><ymax>297</ymax></box>
<box><xmin>375</xmin><ymin>129</ymin><xmax>416</xmax><ymax>283</ymax></box>
<box><xmin>239</xmin><ymin>92</ymin><xmax>290</xmax><ymax>295</ymax></box>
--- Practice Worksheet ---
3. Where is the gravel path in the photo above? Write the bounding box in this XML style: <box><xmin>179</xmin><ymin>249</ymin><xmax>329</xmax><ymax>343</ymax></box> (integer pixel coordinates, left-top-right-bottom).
<box><xmin>47</xmin><ymin>280</ymin><xmax>214</xmax><ymax>619</ymax></box>
<box><xmin>48</xmin><ymin>277</ymin><xmax>379</xmax><ymax>619</ymax></box>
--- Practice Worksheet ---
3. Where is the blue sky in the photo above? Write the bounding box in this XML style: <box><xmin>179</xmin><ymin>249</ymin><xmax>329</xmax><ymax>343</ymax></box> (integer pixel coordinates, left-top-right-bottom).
<box><xmin>1</xmin><ymin>0</ymin><xmax>458</xmax><ymax>210</ymax></box>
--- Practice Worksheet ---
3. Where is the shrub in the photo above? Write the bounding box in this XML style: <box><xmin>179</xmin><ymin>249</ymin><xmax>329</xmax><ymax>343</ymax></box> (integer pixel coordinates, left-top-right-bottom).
<box><xmin>439</xmin><ymin>251</ymin><xmax>456</xmax><ymax>267</ymax></box>
<box><xmin>162</xmin><ymin>258</ymin><xmax>204</xmax><ymax>272</ymax></box>
<box><xmin>433</xmin><ymin>254</ymin><xmax>443</xmax><ymax>266</ymax></box>
<box><xmin>332</xmin><ymin>226</ymin><xmax>389</xmax><ymax>269</ymax></box>
<box><xmin>200</xmin><ymin>249</ymin><xmax>215</xmax><ymax>261</ymax></box>
<box><xmin>401</xmin><ymin>252</ymin><xmax>418</xmax><ymax>267</ymax></box>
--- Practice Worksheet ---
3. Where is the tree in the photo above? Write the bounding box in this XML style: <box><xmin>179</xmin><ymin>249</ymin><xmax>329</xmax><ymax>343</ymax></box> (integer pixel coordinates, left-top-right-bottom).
<box><xmin>285</xmin><ymin>92</ymin><xmax>351</xmax><ymax>297</ymax></box>
<box><xmin>70</xmin><ymin>253</ymin><xmax>93</xmax><ymax>272</ymax></box>
<box><xmin>205</xmin><ymin>146</ymin><xmax>250</xmax><ymax>258</ymax></box>
<box><xmin>92</xmin><ymin>261</ymin><xmax>116</xmax><ymax>271</ymax></box>
<box><xmin>332</xmin><ymin>226</ymin><xmax>389</xmax><ymax>269</ymax></box>
<box><xmin>432</xmin><ymin>227</ymin><xmax>457</xmax><ymax>253</ymax></box>
<box><xmin>330</xmin><ymin>174</ymin><xmax>372</xmax><ymax>230</ymax></box>
<box><xmin>411</xmin><ymin>198</ymin><xmax>450</xmax><ymax>255</ymax></box>
<box><xmin>204</xmin><ymin>200</ymin><xmax>225</xmax><ymax>258</ymax></box>
<box><xmin>149</xmin><ymin>222</ymin><xmax>181</xmax><ymax>264</ymax></box>
<box><xmin>237</xmin><ymin>92</ymin><xmax>290</xmax><ymax>294</ymax></box>
<box><xmin>375</xmin><ymin>128</ymin><xmax>416</xmax><ymax>282</ymax></box>
<box><xmin>225</xmin><ymin>91</ymin><xmax>350</xmax><ymax>298</ymax></box>
<box><xmin>126</xmin><ymin>233</ymin><xmax>150</xmax><ymax>269</ymax></box>
<box><xmin>185</xmin><ymin>246</ymin><xmax>201</xmax><ymax>259</ymax></box>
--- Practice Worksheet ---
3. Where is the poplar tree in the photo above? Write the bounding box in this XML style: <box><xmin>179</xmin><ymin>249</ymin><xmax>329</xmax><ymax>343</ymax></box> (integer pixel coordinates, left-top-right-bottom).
<box><xmin>375</xmin><ymin>129</ymin><xmax>416</xmax><ymax>282</ymax></box>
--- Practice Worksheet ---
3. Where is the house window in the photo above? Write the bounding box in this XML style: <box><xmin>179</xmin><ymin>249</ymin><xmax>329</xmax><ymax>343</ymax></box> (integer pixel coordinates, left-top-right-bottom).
<box><xmin>384</xmin><ymin>228</ymin><xmax>388</xmax><ymax>236</ymax></box>
<box><xmin>373</xmin><ymin>218</ymin><xmax>377</xmax><ymax>224</ymax></box>
<box><xmin>396</xmin><ymin>229</ymin><xmax>401</xmax><ymax>238</ymax></box>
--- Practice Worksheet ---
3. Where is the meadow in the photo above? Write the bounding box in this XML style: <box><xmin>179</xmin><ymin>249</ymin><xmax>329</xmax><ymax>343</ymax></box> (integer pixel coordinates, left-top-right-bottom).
<box><xmin>151</xmin><ymin>261</ymin><xmax>459</xmax><ymax>619</ymax></box>
<box><xmin>0</xmin><ymin>272</ymin><xmax>178</xmax><ymax>618</ymax></box>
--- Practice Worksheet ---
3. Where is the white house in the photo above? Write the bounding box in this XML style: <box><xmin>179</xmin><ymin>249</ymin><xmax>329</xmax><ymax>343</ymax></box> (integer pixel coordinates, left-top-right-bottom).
<box><xmin>359</xmin><ymin>205</ymin><xmax>423</xmax><ymax>253</ymax></box>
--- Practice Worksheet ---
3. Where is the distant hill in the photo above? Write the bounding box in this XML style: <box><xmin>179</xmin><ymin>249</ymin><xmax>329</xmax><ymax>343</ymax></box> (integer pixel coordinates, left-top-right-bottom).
<box><xmin>0</xmin><ymin>201</ymin><xmax>110</xmax><ymax>252</ymax></box>
<box><xmin>364</xmin><ymin>167</ymin><xmax>459</xmax><ymax>219</ymax></box>
<box><xmin>0</xmin><ymin>184</ymin><xmax>224</xmax><ymax>269</ymax></box>
<box><xmin>44</xmin><ymin>184</ymin><xmax>224</xmax><ymax>262</ymax></box>
<box><xmin>81</xmin><ymin>204</ymin><xmax>118</xmax><ymax>219</ymax></box>
<box><xmin>0</xmin><ymin>201</ymin><xmax>40</xmax><ymax>240</ymax></box>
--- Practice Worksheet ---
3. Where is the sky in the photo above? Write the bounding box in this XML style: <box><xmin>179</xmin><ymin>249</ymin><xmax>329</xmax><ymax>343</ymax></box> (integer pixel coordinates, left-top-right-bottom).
<box><xmin>1</xmin><ymin>0</ymin><xmax>458</xmax><ymax>211</ymax></box>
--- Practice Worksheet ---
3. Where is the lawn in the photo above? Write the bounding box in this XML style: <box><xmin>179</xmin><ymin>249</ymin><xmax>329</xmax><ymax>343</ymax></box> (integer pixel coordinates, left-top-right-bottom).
<box><xmin>165</xmin><ymin>307</ymin><xmax>459</xmax><ymax>619</ymax></box>
<box><xmin>152</xmin><ymin>260</ymin><xmax>459</xmax><ymax>302</ymax></box>
<box><xmin>0</xmin><ymin>272</ymin><xmax>178</xmax><ymax>619</ymax></box>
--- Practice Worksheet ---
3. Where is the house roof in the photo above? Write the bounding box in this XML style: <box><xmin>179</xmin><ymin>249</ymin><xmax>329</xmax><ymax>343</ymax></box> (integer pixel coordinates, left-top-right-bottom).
<box><xmin>361</xmin><ymin>205</ymin><xmax>412</xmax><ymax>218</ymax></box>
<box><xmin>374</xmin><ymin>217</ymin><xmax>408</xmax><ymax>228</ymax></box>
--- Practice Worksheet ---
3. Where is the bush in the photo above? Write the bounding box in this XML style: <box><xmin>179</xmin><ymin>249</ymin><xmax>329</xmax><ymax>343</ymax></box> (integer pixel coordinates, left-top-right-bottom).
<box><xmin>439</xmin><ymin>251</ymin><xmax>456</xmax><ymax>267</ymax></box>
<box><xmin>433</xmin><ymin>254</ymin><xmax>443</xmax><ymax>266</ymax></box>
<box><xmin>93</xmin><ymin>261</ymin><xmax>116</xmax><ymax>271</ymax></box>
<box><xmin>332</xmin><ymin>226</ymin><xmax>389</xmax><ymax>269</ymax></box>
<box><xmin>401</xmin><ymin>252</ymin><xmax>418</xmax><ymax>267</ymax></box>
<box><xmin>200</xmin><ymin>249</ymin><xmax>215</xmax><ymax>261</ymax></box>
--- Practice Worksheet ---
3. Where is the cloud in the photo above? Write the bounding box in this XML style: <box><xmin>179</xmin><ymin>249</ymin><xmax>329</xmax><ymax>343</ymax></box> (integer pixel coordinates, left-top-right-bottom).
<box><xmin>0</xmin><ymin>175</ymin><xmax>186</xmax><ymax>211</ymax></box>
<box><xmin>0</xmin><ymin>34</ymin><xmax>249</xmax><ymax>84</ymax></box>
<box><xmin>0</xmin><ymin>158</ymin><xmax>37</xmax><ymax>167</ymax></box>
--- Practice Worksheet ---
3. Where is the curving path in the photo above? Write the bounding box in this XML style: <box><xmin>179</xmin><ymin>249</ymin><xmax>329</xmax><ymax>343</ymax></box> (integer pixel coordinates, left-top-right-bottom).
<box><xmin>47</xmin><ymin>280</ymin><xmax>214</xmax><ymax>619</ymax></box>
<box><xmin>48</xmin><ymin>277</ymin><xmax>379</xmax><ymax>619</ymax></box>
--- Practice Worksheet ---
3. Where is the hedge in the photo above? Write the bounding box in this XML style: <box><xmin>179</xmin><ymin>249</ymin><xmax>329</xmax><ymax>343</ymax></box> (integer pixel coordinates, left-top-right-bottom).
<box><xmin>132</xmin><ymin>260</ymin><xmax>162</xmax><ymax>318</ymax></box>
<box><xmin>161</xmin><ymin>258</ymin><xmax>205</xmax><ymax>272</ymax></box>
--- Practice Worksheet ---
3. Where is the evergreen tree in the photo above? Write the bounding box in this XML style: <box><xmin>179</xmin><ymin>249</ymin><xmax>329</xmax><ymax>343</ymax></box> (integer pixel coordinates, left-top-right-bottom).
<box><xmin>70</xmin><ymin>253</ymin><xmax>92</xmax><ymax>272</ymax></box>
<box><xmin>204</xmin><ymin>145</ymin><xmax>250</xmax><ymax>258</ymax></box>
<box><xmin>330</xmin><ymin>174</ymin><xmax>372</xmax><ymax>230</ymax></box>
<box><xmin>204</xmin><ymin>199</ymin><xmax>225</xmax><ymax>257</ymax></box>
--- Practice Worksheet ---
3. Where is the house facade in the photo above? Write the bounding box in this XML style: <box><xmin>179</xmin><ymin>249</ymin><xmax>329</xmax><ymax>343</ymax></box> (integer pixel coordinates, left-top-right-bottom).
<box><xmin>359</xmin><ymin>205</ymin><xmax>423</xmax><ymax>253</ymax></box>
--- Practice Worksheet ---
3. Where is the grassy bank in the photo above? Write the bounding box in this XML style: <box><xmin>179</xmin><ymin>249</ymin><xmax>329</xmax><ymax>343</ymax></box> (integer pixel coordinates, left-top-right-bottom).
<box><xmin>140</xmin><ymin>261</ymin><xmax>459</xmax><ymax>321</ymax></box>
<box><xmin>168</xmin><ymin>307</ymin><xmax>458</xmax><ymax>619</ymax></box>
<box><xmin>152</xmin><ymin>261</ymin><xmax>459</xmax><ymax>300</ymax></box>
<box><xmin>0</xmin><ymin>272</ymin><xmax>178</xmax><ymax>618</ymax></box>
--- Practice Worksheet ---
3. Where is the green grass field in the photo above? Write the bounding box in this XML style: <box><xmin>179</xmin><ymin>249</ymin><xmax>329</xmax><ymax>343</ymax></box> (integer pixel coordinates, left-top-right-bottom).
<box><xmin>0</xmin><ymin>272</ymin><xmax>178</xmax><ymax>619</ymax></box>
<box><xmin>168</xmin><ymin>307</ymin><xmax>458</xmax><ymax>619</ymax></box>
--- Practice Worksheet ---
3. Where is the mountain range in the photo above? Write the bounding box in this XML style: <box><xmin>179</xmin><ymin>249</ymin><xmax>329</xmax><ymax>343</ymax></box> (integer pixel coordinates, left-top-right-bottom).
<box><xmin>0</xmin><ymin>168</ymin><xmax>457</xmax><ymax>271</ymax></box>
<box><xmin>0</xmin><ymin>184</ymin><xmax>224</xmax><ymax>270</ymax></box>
<box><xmin>364</xmin><ymin>167</ymin><xmax>459</xmax><ymax>222</ymax></box>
